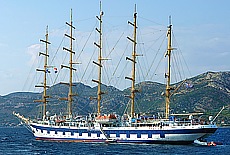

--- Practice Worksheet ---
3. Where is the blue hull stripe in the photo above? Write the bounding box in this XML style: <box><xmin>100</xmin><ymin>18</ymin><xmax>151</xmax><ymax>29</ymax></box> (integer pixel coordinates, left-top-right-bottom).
<box><xmin>31</xmin><ymin>124</ymin><xmax>217</xmax><ymax>135</ymax></box>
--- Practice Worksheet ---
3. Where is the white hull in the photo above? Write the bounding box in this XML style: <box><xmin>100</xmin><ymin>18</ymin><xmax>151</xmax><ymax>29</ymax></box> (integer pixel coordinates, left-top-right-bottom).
<box><xmin>29</xmin><ymin>123</ymin><xmax>217</xmax><ymax>144</ymax></box>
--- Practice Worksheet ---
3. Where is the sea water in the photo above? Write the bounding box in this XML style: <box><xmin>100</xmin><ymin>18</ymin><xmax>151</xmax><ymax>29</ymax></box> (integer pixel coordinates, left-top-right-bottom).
<box><xmin>0</xmin><ymin>127</ymin><xmax>229</xmax><ymax>155</ymax></box>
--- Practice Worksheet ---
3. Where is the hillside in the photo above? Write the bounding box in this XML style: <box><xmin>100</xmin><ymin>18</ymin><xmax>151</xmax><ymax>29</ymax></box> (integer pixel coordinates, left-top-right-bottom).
<box><xmin>0</xmin><ymin>71</ymin><xmax>229</xmax><ymax>126</ymax></box>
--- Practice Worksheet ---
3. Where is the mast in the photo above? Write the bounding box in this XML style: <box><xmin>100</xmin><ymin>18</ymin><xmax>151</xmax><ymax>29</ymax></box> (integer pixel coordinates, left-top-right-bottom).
<box><xmin>92</xmin><ymin>2</ymin><xmax>105</xmax><ymax>116</ymax></box>
<box><xmin>125</xmin><ymin>6</ymin><xmax>137</xmax><ymax>119</ymax></box>
<box><xmin>165</xmin><ymin>16</ymin><xmax>173</xmax><ymax>119</ymax></box>
<box><xmin>61</xmin><ymin>9</ymin><xmax>76</xmax><ymax>118</ymax></box>
<box><xmin>34</xmin><ymin>26</ymin><xmax>51</xmax><ymax>120</ymax></box>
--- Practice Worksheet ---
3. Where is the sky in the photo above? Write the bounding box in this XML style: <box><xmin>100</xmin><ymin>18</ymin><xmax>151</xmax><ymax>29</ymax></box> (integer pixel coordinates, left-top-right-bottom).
<box><xmin>0</xmin><ymin>0</ymin><xmax>229</xmax><ymax>95</ymax></box>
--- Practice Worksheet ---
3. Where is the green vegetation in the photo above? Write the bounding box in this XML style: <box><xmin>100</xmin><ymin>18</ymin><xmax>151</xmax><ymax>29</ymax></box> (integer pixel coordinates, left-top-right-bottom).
<box><xmin>1</xmin><ymin>71</ymin><xmax>229</xmax><ymax>126</ymax></box>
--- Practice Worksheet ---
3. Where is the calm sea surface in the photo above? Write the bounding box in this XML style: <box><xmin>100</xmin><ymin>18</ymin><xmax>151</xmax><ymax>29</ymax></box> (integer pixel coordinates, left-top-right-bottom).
<box><xmin>0</xmin><ymin>127</ymin><xmax>229</xmax><ymax>155</ymax></box>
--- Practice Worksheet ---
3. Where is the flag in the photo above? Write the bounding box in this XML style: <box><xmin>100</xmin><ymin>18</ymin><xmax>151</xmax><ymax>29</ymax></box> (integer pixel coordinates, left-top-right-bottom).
<box><xmin>46</xmin><ymin>69</ymin><xmax>50</xmax><ymax>73</ymax></box>
<box><xmin>54</xmin><ymin>67</ymin><xmax>58</xmax><ymax>73</ymax></box>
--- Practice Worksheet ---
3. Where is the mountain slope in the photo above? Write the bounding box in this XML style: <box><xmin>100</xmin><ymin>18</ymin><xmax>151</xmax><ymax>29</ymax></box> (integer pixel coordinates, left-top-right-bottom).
<box><xmin>0</xmin><ymin>71</ymin><xmax>229</xmax><ymax>126</ymax></box>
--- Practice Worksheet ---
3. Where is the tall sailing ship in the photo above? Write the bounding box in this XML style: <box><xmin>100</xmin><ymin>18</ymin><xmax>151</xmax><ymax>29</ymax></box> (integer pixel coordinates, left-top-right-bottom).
<box><xmin>14</xmin><ymin>5</ymin><xmax>218</xmax><ymax>144</ymax></box>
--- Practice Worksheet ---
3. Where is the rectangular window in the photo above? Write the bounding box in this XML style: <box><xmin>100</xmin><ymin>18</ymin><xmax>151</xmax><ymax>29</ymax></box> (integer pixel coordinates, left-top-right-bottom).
<box><xmin>137</xmin><ymin>133</ymin><xmax>141</xmax><ymax>138</ymax></box>
<box><xmin>160</xmin><ymin>132</ymin><xmax>165</xmax><ymax>138</ymax></box>
<box><xmin>148</xmin><ymin>133</ymin><xmax>152</xmax><ymax>138</ymax></box>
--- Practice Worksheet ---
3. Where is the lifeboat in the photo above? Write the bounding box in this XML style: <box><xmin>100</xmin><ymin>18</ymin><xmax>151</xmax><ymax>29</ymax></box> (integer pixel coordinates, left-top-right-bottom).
<box><xmin>95</xmin><ymin>114</ymin><xmax>117</xmax><ymax>124</ymax></box>
<box><xmin>55</xmin><ymin>119</ymin><xmax>66</xmax><ymax>123</ymax></box>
